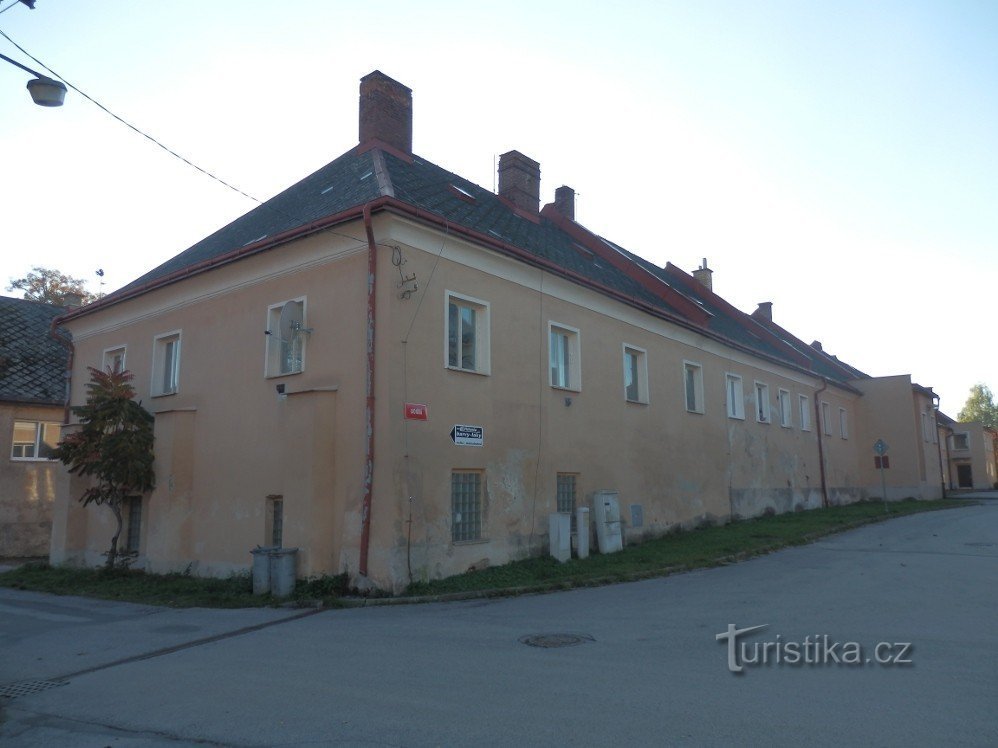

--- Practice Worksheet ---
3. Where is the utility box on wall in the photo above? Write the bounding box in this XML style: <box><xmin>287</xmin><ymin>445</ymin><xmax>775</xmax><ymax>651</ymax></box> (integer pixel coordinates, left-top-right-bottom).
<box><xmin>591</xmin><ymin>490</ymin><xmax>623</xmax><ymax>554</ymax></box>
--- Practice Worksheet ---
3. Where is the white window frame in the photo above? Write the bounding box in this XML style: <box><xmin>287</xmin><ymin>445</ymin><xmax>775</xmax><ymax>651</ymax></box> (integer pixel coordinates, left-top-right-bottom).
<box><xmin>799</xmin><ymin>394</ymin><xmax>812</xmax><ymax>431</ymax></box>
<box><xmin>623</xmin><ymin>344</ymin><xmax>649</xmax><ymax>404</ymax></box>
<box><xmin>839</xmin><ymin>407</ymin><xmax>848</xmax><ymax>439</ymax></box>
<box><xmin>548</xmin><ymin>322</ymin><xmax>581</xmax><ymax>391</ymax></box>
<box><xmin>778</xmin><ymin>388</ymin><xmax>792</xmax><ymax>428</ymax></box>
<box><xmin>265</xmin><ymin>297</ymin><xmax>308</xmax><ymax>378</ymax></box>
<box><xmin>821</xmin><ymin>401</ymin><xmax>832</xmax><ymax>436</ymax></box>
<box><xmin>755</xmin><ymin>381</ymin><xmax>770</xmax><ymax>423</ymax></box>
<box><xmin>11</xmin><ymin>420</ymin><xmax>61</xmax><ymax>461</ymax></box>
<box><xmin>151</xmin><ymin>331</ymin><xmax>181</xmax><ymax>397</ymax></box>
<box><xmin>726</xmin><ymin>373</ymin><xmax>745</xmax><ymax>420</ymax></box>
<box><xmin>445</xmin><ymin>291</ymin><xmax>491</xmax><ymax>375</ymax></box>
<box><xmin>683</xmin><ymin>360</ymin><xmax>704</xmax><ymax>414</ymax></box>
<box><xmin>102</xmin><ymin>345</ymin><xmax>127</xmax><ymax>374</ymax></box>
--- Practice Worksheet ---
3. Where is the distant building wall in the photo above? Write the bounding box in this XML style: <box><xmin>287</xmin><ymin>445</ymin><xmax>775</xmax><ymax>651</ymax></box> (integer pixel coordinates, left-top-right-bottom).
<box><xmin>0</xmin><ymin>403</ymin><xmax>64</xmax><ymax>557</ymax></box>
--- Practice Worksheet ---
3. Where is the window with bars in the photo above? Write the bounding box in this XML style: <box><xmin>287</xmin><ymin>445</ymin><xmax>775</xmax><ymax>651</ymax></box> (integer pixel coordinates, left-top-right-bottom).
<box><xmin>125</xmin><ymin>496</ymin><xmax>142</xmax><ymax>553</ymax></box>
<box><xmin>269</xmin><ymin>497</ymin><xmax>284</xmax><ymax>547</ymax></box>
<box><xmin>451</xmin><ymin>470</ymin><xmax>483</xmax><ymax>542</ymax></box>
<box><xmin>556</xmin><ymin>473</ymin><xmax>577</xmax><ymax>514</ymax></box>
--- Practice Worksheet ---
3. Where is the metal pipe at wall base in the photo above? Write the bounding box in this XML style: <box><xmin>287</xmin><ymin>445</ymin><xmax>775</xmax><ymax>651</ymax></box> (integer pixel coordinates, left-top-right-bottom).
<box><xmin>814</xmin><ymin>378</ymin><xmax>829</xmax><ymax>508</ymax></box>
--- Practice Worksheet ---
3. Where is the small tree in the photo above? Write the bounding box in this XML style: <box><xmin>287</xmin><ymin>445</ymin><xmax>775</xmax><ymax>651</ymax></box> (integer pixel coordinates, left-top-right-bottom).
<box><xmin>55</xmin><ymin>367</ymin><xmax>155</xmax><ymax>569</ymax></box>
<box><xmin>7</xmin><ymin>266</ymin><xmax>98</xmax><ymax>306</ymax></box>
<box><xmin>957</xmin><ymin>383</ymin><xmax>998</xmax><ymax>429</ymax></box>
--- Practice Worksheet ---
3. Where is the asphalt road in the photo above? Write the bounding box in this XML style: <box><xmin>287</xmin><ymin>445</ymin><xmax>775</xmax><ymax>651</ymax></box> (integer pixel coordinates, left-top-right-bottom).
<box><xmin>1</xmin><ymin>498</ymin><xmax>996</xmax><ymax>747</ymax></box>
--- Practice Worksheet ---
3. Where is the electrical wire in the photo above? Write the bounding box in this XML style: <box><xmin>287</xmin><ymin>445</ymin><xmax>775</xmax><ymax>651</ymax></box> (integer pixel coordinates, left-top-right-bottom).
<box><xmin>0</xmin><ymin>27</ymin><xmax>262</xmax><ymax>205</ymax></box>
<box><xmin>0</xmin><ymin>1</ymin><xmax>21</xmax><ymax>16</ymax></box>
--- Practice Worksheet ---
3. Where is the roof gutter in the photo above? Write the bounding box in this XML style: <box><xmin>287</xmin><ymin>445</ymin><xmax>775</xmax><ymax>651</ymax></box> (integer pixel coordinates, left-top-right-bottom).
<box><xmin>814</xmin><ymin>378</ymin><xmax>829</xmax><ymax>508</ymax></box>
<box><xmin>358</xmin><ymin>203</ymin><xmax>378</xmax><ymax>578</ymax></box>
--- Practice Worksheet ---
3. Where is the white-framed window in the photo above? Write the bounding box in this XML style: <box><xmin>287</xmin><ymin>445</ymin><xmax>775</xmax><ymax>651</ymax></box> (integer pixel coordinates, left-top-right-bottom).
<box><xmin>726</xmin><ymin>373</ymin><xmax>745</xmax><ymax>419</ymax></box>
<box><xmin>683</xmin><ymin>361</ymin><xmax>704</xmax><ymax>414</ymax></box>
<box><xmin>451</xmin><ymin>470</ymin><xmax>483</xmax><ymax>542</ymax></box>
<box><xmin>755</xmin><ymin>381</ymin><xmax>770</xmax><ymax>423</ymax></box>
<box><xmin>11</xmin><ymin>420</ymin><xmax>60</xmax><ymax>460</ymax></box>
<box><xmin>445</xmin><ymin>291</ymin><xmax>490</xmax><ymax>375</ymax></box>
<box><xmin>556</xmin><ymin>472</ymin><xmax>578</xmax><ymax>514</ymax></box>
<box><xmin>952</xmin><ymin>432</ymin><xmax>970</xmax><ymax>450</ymax></box>
<box><xmin>548</xmin><ymin>322</ymin><xmax>581</xmax><ymax>391</ymax></box>
<box><xmin>799</xmin><ymin>394</ymin><xmax>812</xmax><ymax>431</ymax></box>
<box><xmin>623</xmin><ymin>344</ymin><xmax>649</xmax><ymax>403</ymax></box>
<box><xmin>821</xmin><ymin>401</ymin><xmax>832</xmax><ymax>436</ymax></box>
<box><xmin>839</xmin><ymin>407</ymin><xmax>848</xmax><ymax>439</ymax></box>
<box><xmin>266</xmin><ymin>298</ymin><xmax>308</xmax><ymax>377</ymax></box>
<box><xmin>102</xmin><ymin>346</ymin><xmax>126</xmax><ymax>374</ymax></box>
<box><xmin>151</xmin><ymin>331</ymin><xmax>181</xmax><ymax>396</ymax></box>
<box><xmin>778</xmin><ymin>388</ymin><xmax>792</xmax><ymax>428</ymax></box>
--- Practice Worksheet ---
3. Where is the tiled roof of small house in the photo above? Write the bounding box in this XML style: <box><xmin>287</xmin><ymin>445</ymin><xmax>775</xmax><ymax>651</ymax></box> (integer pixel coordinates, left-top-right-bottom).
<box><xmin>0</xmin><ymin>295</ymin><xmax>69</xmax><ymax>405</ymax></box>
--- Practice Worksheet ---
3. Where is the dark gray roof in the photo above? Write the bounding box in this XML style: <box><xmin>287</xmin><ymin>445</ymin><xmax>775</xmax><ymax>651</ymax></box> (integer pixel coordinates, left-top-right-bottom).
<box><xmin>99</xmin><ymin>144</ymin><xmax>866</xmax><ymax>388</ymax></box>
<box><xmin>0</xmin><ymin>296</ymin><xmax>69</xmax><ymax>405</ymax></box>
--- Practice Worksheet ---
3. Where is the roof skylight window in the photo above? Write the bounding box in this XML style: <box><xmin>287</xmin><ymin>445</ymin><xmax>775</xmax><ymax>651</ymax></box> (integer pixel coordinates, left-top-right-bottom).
<box><xmin>320</xmin><ymin>184</ymin><xmax>336</xmax><ymax>195</ymax></box>
<box><xmin>450</xmin><ymin>184</ymin><xmax>475</xmax><ymax>201</ymax></box>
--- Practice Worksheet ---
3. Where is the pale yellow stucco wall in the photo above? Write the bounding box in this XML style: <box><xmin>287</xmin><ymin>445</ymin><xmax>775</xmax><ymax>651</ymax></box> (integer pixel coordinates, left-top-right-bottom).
<box><xmin>49</xmin><ymin>212</ymin><xmax>937</xmax><ymax>590</ymax></box>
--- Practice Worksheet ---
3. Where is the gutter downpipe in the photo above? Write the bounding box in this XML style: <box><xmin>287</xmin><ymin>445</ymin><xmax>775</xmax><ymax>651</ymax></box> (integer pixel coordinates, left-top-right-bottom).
<box><xmin>814</xmin><ymin>378</ymin><xmax>829</xmax><ymax>508</ymax></box>
<box><xmin>48</xmin><ymin>317</ymin><xmax>75</xmax><ymax>424</ymax></box>
<box><xmin>933</xmin><ymin>394</ymin><xmax>946</xmax><ymax>499</ymax></box>
<box><xmin>359</xmin><ymin>204</ymin><xmax>378</xmax><ymax>578</ymax></box>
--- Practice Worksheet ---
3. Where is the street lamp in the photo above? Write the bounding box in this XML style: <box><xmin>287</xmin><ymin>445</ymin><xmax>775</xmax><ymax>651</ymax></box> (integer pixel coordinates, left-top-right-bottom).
<box><xmin>1</xmin><ymin>51</ymin><xmax>66</xmax><ymax>107</ymax></box>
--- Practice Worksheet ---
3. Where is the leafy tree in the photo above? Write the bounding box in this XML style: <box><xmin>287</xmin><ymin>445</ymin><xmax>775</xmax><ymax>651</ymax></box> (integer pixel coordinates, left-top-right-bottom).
<box><xmin>6</xmin><ymin>266</ymin><xmax>98</xmax><ymax>306</ymax></box>
<box><xmin>957</xmin><ymin>383</ymin><xmax>998</xmax><ymax>429</ymax></box>
<box><xmin>55</xmin><ymin>367</ymin><xmax>155</xmax><ymax>569</ymax></box>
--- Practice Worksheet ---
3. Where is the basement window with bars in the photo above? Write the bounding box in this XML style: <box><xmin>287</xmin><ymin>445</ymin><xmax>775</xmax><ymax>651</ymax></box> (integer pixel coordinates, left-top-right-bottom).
<box><xmin>556</xmin><ymin>473</ymin><xmax>578</xmax><ymax>514</ymax></box>
<box><xmin>125</xmin><ymin>496</ymin><xmax>142</xmax><ymax>553</ymax></box>
<box><xmin>451</xmin><ymin>470</ymin><xmax>483</xmax><ymax>542</ymax></box>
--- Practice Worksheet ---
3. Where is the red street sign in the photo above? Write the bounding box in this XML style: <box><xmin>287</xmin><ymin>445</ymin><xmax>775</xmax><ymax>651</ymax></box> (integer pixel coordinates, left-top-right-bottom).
<box><xmin>874</xmin><ymin>455</ymin><xmax>891</xmax><ymax>469</ymax></box>
<box><xmin>404</xmin><ymin>403</ymin><xmax>428</xmax><ymax>421</ymax></box>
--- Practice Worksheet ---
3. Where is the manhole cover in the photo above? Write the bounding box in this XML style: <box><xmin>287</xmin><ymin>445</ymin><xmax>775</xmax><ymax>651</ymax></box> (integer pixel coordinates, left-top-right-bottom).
<box><xmin>519</xmin><ymin>633</ymin><xmax>594</xmax><ymax>648</ymax></box>
<box><xmin>0</xmin><ymin>680</ymin><xmax>68</xmax><ymax>700</ymax></box>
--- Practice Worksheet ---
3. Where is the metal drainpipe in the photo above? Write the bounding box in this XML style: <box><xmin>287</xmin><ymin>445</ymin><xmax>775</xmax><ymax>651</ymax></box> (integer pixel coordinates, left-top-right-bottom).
<box><xmin>813</xmin><ymin>378</ymin><xmax>829</xmax><ymax>508</ymax></box>
<box><xmin>359</xmin><ymin>204</ymin><xmax>378</xmax><ymax>578</ymax></box>
<box><xmin>48</xmin><ymin>317</ymin><xmax>75</xmax><ymax>424</ymax></box>
<box><xmin>933</xmin><ymin>395</ymin><xmax>946</xmax><ymax>499</ymax></box>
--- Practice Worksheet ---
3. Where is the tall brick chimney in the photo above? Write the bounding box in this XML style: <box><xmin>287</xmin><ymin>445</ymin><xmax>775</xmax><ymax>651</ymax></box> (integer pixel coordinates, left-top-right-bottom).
<box><xmin>498</xmin><ymin>151</ymin><xmax>540</xmax><ymax>212</ymax></box>
<box><xmin>359</xmin><ymin>71</ymin><xmax>412</xmax><ymax>154</ymax></box>
<box><xmin>553</xmin><ymin>185</ymin><xmax>575</xmax><ymax>220</ymax></box>
<box><xmin>692</xmin><ymin>258</ymin><xmax>713</xmax><ymax>292</ymax></box>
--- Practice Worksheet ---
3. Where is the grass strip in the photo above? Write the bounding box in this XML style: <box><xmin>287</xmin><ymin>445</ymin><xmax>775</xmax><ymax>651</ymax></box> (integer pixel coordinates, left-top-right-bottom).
<box><xmin>402</xmin><ymin>498</ymin><xmax>973</xmax><ymax>598</ymax></box>
<box><xmin>0</xmin><ymin>499</ymin><xmax>972</xmax><ymax>607</ymax></box>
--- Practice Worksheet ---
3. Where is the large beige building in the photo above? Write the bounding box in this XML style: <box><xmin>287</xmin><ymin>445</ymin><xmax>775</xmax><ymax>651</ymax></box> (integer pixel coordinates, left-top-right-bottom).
<box><xmin>49</xmin><ymin>72</ymin><xmax>946</xmax><ymax>590</ymax></box>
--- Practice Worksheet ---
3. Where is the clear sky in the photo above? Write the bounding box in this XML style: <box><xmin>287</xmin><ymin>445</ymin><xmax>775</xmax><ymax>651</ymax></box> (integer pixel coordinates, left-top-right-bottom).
<box><xmin>1</xmin><ymin>0</ymin><xmax>994</xmax><ymax>413</ymax></box>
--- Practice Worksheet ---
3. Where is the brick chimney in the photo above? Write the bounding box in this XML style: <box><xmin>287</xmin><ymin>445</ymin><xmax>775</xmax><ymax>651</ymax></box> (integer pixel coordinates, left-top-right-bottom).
<box><xmin>754</xmin><ymin>301</ymin><xmax>773</xmax><ymax>321</ymax></box>
<box><xmin>498</xmin><ymin>151</ymin><xmax>540</xmax><ymax>212</ymax></box>
<box><xmin>359</xmin><ymin>71</ymin><xmax>412</xmax><ymax>154</ymax></box>
<box><xmin>812</xmin><ymin>340</ymin><xmax>823</xmax><ymax>352</ymax></box>
<box><xmin>553</xmin><ymin>185</ymin><xmax>575</xmax><ymax>220</ymax></box>
<box><xmin>692</xmin><ymin>258</ymin><xmax>713</xmax><ymax>292</ymax></box>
